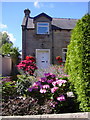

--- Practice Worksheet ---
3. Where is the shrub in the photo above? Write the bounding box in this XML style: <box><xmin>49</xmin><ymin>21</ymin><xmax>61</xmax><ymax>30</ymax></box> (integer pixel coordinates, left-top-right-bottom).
<box><xmin>16</xmin><ymin>75</ymin><xmax>37</xmax><ymax>96</ymax></box>
<box><xmin>28</xmin><ymin>73</ymin><xmax>72</xmax><ymax>113</ymax></box>
<box><xmin>2</xmin><ymin>96</ymin><xmax>54</xmax><ymax>116</ymax></box>
<box><xmin>17</xmin><ymin>56</ymin><xmax>37</xmax><ymax>76</ymax></box>
<box><xmin>65</xmin><ymin>14</ymin><xmax>90</xmax><ymax>111</ymax></box>
<box><xmin>2</xmin><ymin>73</ymin><xmax>79</xmax><ymax>115</ymax></box>
<box><xmin>2</xmin><ymin>77</ymin><xmax>17</xmax><ymax>100</ymax></box>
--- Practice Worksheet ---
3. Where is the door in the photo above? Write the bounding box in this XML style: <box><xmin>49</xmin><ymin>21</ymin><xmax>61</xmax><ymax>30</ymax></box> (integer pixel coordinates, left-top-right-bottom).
<box><xmin>36</xmin><ymin>49</ymin><xmax>50</xmax><ymax>69</ymax></box>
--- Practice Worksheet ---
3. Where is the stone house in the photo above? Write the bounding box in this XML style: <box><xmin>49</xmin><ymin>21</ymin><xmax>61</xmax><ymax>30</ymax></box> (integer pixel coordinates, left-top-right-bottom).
<box><xmin>21</xmin><ymin>9</ymin><xmax>78</xmax><ymax>68</ymax></box>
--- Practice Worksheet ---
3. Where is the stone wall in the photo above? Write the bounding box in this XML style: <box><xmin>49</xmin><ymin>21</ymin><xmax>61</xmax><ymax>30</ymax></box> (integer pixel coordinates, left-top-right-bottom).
<box><xmin>23</xmin><ymin>28</ymin><xmax>71</xmax><ymax>64</ymax></box>
<box><xmin>53</xmin><ymin>29</ymin><xmax>71</xmax><ymax>64</ymax></box>
<box><xmin>1</xmin><ymin>112</ymin><xmax>90</xmax><ymax>120</ymax></box>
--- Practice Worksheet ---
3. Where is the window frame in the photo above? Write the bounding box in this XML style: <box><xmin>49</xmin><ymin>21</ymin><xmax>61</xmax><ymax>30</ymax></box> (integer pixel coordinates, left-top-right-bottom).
<box><xmin>37</xmin><ymin>22</ymin><xmax>49</xmax><ymax>34</ymax></box>
<box><xmin>62</xmin><ymin>48</ymin><xmax>67</xmax><ymax>62</ymax></box>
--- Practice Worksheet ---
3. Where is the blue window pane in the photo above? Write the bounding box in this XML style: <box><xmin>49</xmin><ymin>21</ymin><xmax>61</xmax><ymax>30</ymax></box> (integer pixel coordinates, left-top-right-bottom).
<box><xmin>37</xmin><ymin>22</ymin><xmax>49</xmax><ymax>34</ymax></box>
<box><xmin>38</xmin><ymin>27</ymin><xmax>48</xmax><ymax>34</ymax></box>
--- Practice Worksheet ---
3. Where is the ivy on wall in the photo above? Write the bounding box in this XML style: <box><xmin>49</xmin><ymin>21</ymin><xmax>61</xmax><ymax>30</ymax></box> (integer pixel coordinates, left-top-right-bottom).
<box><xmin>65</xmin><ymin>14</ymin><xmax>90</xmax><ymax>111</ymax></box>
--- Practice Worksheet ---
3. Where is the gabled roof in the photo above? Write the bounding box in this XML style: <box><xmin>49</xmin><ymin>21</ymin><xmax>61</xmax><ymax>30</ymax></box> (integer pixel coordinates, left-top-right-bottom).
<box><xmin>22</xmin><ymin>13</ymin><xmax>78</xmax><ymax>30</ymax></box>
<box><xmin>52</xmin><ymin>18</ymin><xmax>78</xmax><ymax>30</ymax></box>
<box><xmin>34</xmin><ymin>13</ymin><xmax>52</xmax><ymax>21</ymax></box>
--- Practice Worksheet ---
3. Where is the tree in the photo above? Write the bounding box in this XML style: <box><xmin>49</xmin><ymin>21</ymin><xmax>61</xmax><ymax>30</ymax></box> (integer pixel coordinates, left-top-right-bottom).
<box><xmin>65</xmin><ymin>14</ymin><xmax>90</xmax><ymax>111</ymax></box>
<box><xmin>0</xmin><ymin>32</ymin><xmax>20</xmax><ymax>58</ymax></box>
<box><xmin>0</xmin><ymin>32</ymin><xmax>20</xmax><ymax>75</ymax></box>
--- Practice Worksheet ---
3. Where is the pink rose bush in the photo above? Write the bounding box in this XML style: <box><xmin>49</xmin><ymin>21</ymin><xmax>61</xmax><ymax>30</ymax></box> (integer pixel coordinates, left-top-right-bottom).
<box><xmin>28</xmin><ymin>73</ymin><xmax>69</xmax><ymax>110</ymax></box>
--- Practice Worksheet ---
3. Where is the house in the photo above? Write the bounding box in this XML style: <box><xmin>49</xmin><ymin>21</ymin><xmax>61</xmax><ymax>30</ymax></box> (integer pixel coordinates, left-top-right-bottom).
<box><xmin>21</xmin><ymin>9</ymin><xmax>78</xmax><ymax>68</ymax></box>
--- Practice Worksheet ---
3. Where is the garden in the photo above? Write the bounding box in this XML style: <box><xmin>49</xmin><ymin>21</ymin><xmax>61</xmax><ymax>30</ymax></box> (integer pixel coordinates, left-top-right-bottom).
<box><xmin>1</xmin><ymin>14</ymin><xmax>90</xmax><ymax>116</ymax></box>
<box><xmin>1</xmin><ymin>55</ymin><xmax>80</xmax><ymax>115</ymax></box>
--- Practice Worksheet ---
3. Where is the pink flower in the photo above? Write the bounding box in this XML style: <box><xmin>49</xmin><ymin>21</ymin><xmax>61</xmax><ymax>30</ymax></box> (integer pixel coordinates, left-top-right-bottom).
<box><xmin>32</xmin><ymin>83</ymin><xmax>38</xmax><ymax>87</ymax></box>
<box><xmin>56</xmin><ymin>80</ymin><xmax>67</xmax><ymax>86</ymax></box>
<box><xmin>51</xmin><ymin>87</ymin><xmax>58</xmax><ymax>93</ymax></box>
<box><xmin>28</xmin><ymin>87</ymin><xmax>33</xmax><ymax>92</ymax></box>
<box><xmin>42</xmin><ymin>85</ymin><xmax>50</xmax><ymax>89</ymax></box>
<box><xmin>32</xmin><ymin>81</ymin><xmax>41</xmax><ymax>87</ymax></box>
<box><xmin>50</xmin><ymin>73</ymin><xmax>56</xmax><ymax>78</ymax></box>
<box><xmin>44</xmin><ymin>73</ymin><xmax>51</xmax><ymax>77</ymax></box>
<box><xmin>52</xmin><ymin>81</ymin><xmax>57</xmax><ymax>86</ymax></box>
<box><xmin>28</xmin><ymin>86</ymin><xmax>38</xmax><ymax>92</ymax></box>
<box><xmin>57</xmin><ymin>95</ymin><xmax>65</xmax><ymax>101</ymax></box>
<box><xmin>47</xmin><ymin>79</ymin><xmax>53</xmax><ymax>83</ymax></box>
<box><xmin>39</xmin><ymin>77</ymin><xmax>47</xmax><ymax>82</ymax></box>
<box><xmin>49</xmin><ymin>101</ymin><xmax>58</xmax><ymax>107</ymax></box>
<box><xmin>40</xmin><ymin>89</ymin><xmax>47</xmax><ymax>93</ymax></box>
<box><xmin>49</xmin><ymin>102</ymin><xmax>55</xmax><ymax>108</ymax></box>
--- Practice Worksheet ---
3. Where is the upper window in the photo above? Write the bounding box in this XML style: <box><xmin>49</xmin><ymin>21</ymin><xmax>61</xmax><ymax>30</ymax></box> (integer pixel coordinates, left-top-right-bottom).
<box><xmin>37</xmin><ymin>22</ymin><xmax>49</xmax><ymax>34</ymax></box>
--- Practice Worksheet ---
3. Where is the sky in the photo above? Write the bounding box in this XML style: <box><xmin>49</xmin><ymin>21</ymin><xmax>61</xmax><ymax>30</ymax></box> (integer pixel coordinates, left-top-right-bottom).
<box><xmin>0</xmin><ymin>1</ymin><xmax>89</xmax><ymax>51</ymax></box>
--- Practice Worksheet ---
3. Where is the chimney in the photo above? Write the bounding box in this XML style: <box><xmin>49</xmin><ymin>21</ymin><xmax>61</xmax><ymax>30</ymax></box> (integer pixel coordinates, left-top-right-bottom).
<box><xmin>24</xmin><ymin>8</ymin><xmax>30</xmax><ymax>17</ymax></box>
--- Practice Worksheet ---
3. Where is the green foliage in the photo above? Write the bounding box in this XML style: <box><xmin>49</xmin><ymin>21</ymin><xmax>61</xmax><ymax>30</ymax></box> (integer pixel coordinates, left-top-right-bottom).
<box><xmin>65</xmin><ymin>14</ymin><xmax>90</xmax><ymax>111</ymax></box>
<box><xmin>0</xmin><ymin>32</ymin><xmax>20</xmax><ymax>59</ymax></box>
<box><xmin>2</xmin><ymin>77</ymin><xmax>17</xmax><ymax>100</ymax></box>
<box><xmin>16</xmin><ymin>75</ymin><xmax>37</xmax><ymax>96</ymax></box>
<box><xmin>0</xmin><ymin>42</ymin><xmax>13</xmax><ymax>55</ymax></box>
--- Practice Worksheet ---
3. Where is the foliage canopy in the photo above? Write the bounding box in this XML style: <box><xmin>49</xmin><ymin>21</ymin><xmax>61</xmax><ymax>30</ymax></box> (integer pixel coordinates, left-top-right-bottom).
<box><xmin>0</xmin><ymin>32</ymin><xmax>20</xmax><ymax>60</ymax></box>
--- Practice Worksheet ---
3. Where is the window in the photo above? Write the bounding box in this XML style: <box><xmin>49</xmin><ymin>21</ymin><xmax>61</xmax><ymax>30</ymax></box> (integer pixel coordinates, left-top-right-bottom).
<box><xmin>37</xmin><ymin>22</ymin><xmax>49</xmax><ymax>34</ymax></box>
<box><xmin>62</xmin><ymin>48</ymin><xmax>67</xmax><ymax>62</ymax></box>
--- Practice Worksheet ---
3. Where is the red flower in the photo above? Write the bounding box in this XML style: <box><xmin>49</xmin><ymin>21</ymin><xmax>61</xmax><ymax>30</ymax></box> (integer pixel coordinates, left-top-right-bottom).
<box><xmin>58</xmin><ymin>60</ymin><xmax>62</xmax><ymax>63</ymax></box>
<box><xmin>56</xmin><ymin>56</ymin><xmax>62</xmax><ymax>63</ymax></box>
<box><xmin>26</xmin><ymin>56</ymin><xmax>30</xmax><ymax>60</ymax></box>
<box><xmin>17</xmin><ymin>56</ymin><xmax>37</xmax><ymax>75</ymax></box>
<box><xmin>26</xmin><ymin>56</ymin><xmax>36</xmax><ymax>63</ymax></box>
<box><xmin>56</xmin><ymin>56</ymin><xmax>61</xmax><ymax>60</ymax></box>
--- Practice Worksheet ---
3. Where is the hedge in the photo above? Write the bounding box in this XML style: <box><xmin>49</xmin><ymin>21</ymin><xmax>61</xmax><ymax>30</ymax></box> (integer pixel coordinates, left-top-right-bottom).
<box><xmin>65</xmin><ymin>14</ymin><xmax>90</xmax><ymax>111</ymax></box>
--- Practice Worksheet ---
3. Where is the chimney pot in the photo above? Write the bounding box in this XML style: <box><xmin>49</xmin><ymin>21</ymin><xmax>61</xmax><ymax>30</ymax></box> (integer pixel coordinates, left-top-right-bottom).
<box><xmin>24</xmin><ymin>8</ymin><xmax>30</xmax><ymax>17</ymax></box>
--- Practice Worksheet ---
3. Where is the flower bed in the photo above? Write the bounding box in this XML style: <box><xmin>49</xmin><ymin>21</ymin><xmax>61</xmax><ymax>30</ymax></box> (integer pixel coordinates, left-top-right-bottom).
<box><xmin>1</xmin><ymin>72</ymin><xmax>79</xmax><ymax>116</ymax></box>
<box><xmin>1</xmin><ymin>56</ymin><xmax>80</xmax><ymax>116</ymax></box>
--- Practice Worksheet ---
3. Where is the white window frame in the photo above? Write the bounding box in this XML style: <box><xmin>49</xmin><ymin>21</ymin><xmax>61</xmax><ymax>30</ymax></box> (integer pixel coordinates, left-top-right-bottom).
<box><xmin>62</xmin><ymin>48</ymin><xmax>67</xmax><ymax>62</ymax></box>
<box><xmin>37</xmin><ymin>22</ymin><xmax>49</xmax><ymax>34</ymax></box>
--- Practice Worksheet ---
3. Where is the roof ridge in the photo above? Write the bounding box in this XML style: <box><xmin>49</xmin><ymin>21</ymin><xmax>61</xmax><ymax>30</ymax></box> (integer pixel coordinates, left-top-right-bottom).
<box><xmin>53</xmin><ymin>18</ymin><xmax>78</xmax><ymax>20</ymax></box>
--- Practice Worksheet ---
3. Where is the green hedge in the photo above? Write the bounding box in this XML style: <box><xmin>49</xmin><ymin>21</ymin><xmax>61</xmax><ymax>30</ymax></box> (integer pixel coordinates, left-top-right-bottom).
<box><xmin>65</xmin><ymin>14</ymin><xmax>90</xmax><ymax>111</ymax></box>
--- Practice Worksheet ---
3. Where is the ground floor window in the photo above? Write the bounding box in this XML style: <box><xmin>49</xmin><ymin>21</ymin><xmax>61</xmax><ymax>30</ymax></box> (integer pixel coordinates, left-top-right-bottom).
<box><xmin>62</xmin><ymin>48</ymin><xmax>67</xmax><ymax>62</ymax></box>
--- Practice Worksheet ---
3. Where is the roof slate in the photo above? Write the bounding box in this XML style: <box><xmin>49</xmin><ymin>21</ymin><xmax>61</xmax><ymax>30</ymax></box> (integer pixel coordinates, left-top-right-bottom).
<box><xmin>27</xmin><ymin>18</ymin><xmax>34</xmax><ymax>29</ymax></box>
<box><xmin>22</xmin><ymin>15</ymin><xmax>78</xmax><ymax>30</ymax></box>
<box><xmin>52</xmin><ymin>18</ymin><xmax>78</xmax><ymax>29</ymax></box>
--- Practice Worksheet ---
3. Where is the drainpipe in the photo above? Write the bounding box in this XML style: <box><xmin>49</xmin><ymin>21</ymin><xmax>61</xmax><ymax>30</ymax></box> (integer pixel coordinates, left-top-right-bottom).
<box><xmin>22</xmin><ymin>26</ymin><xmax>27</xmax><ymax>60</ymax></box>
<box><xmin>52</xmin><ymin>28</ymin><xmax>54</xmax><ymax>64</ymax></box>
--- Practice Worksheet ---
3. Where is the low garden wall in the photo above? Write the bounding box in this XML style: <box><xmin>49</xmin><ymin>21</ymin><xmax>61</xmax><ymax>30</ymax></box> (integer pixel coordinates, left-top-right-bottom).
<box><xmin>0</xmin><ymin>55</ymin><xmax>12</xmax><ymax>76</ymax></box>
<box><xmin>1</xmin><ymin>112</ymin><xmax>90</xmax><ymax>120</ymax></box>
